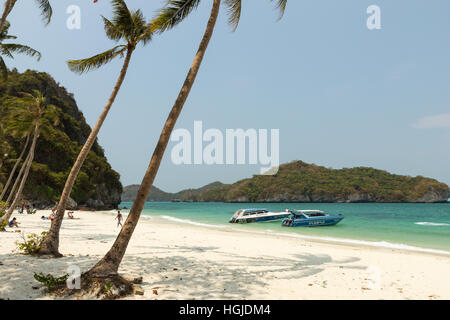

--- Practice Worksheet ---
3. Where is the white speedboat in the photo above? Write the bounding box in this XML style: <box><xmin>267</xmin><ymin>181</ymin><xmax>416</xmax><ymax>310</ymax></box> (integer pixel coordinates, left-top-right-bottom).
<box><xmin>229</xmin><ymin>208</ymin><xmax>291</xmax><ymax>223</ymax></box>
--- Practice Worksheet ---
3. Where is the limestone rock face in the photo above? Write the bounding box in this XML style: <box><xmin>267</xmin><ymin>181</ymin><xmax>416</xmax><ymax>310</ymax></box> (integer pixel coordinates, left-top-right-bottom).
<box><xmin>85</xmin><ymin>199</ymin><xmax>105</xmax><ymax>210</ymax></box>
<box><xmin>414</xmin><ymin>189</ymin><xmax>450</xmax><ymax>203</ymax></box>
<box><xmin>346</xmin><ymin>193</ymin><xmax>374</xmax><ymax>203</ymax></box>
<box><xmin>67</xmin><ymin>197</ymin><xmax>78</xmax><ymax>210</ymax></box>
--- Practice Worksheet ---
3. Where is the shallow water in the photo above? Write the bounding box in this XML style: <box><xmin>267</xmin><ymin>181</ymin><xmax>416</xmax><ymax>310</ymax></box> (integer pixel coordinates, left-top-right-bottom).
<box><xmin>119</xmin><ymin>202</ymin><xmax>450</xmax><ymax>254</ymax></box>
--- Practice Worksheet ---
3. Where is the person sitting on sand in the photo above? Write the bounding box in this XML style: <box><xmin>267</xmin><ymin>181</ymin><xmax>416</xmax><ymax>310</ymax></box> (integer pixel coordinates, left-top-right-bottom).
<box><xmin>9</xmin><ymin>217</ymin><xmax>20</xmax><ymax>228</ymax></box>
<box><xmin>115</xmin><ymin>211</ymin><xmax>123</xmax><ymax>228</ymax></box>
<box><xmin>41</xmin><ymin>216</ymin><xmax>50</xmax><ymax>220</ymax></box>
<box><xmin>67</xmin><ymin>211</ymin><xmax>79</xmax><ymax>219</ymax></box>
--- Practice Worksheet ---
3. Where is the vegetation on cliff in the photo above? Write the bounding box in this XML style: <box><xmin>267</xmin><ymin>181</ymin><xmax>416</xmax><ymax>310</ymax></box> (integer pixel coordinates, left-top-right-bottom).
<box><xmin>123</xmin><ymin>161</ymin><xmax>450</xmax><ymax>203</ymax></box>
<box><xmin>198</xmin><ymin>161</ymin><xmax>450</xmax><ymax>203</ymax></box>
<box><xmin>0</xmin><ymin>69</ymin><xmax>122</xmax><ymax>208</ymax></box>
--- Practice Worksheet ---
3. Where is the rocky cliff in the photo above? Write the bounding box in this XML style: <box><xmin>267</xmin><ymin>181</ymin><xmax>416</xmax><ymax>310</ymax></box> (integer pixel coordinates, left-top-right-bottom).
<box><xmin>0</xmin><ymin>69</ymin><xmax>122</xmax><ymax>210</ymax></box>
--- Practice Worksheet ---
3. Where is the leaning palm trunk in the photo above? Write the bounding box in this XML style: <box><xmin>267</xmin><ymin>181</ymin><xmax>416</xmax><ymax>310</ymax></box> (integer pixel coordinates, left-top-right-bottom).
<box><xmin>86</xmin><ymin>0</ymin><xmax>221</xmax><ymax>277</ymax></box>
<box><xmin>5</xmin><ymin>146</ymin><xmax>31</xmax><ymax>205</ymax></box>
<box><xmin>0</xmin><ymin>122</ymin><xmax>38</xmax><ymax>225</ymax></box>
<box><xmin>0</xmin><ymin>134</ymin><xmax>30</xmax><ymax>201</ymax></box>
<box><xmin>38</xmin><ymin>49</ymin><xmax>133</xmax><ymax>257</ymax></box>
<box><xmin>0</xmin><ymin>0</ymin><xmax>15</xmax><ymax>32</ymax></box>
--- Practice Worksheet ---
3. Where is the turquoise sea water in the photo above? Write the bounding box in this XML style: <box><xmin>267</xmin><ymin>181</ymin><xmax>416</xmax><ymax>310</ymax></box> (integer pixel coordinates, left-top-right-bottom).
<box><xmin>119</xmin><ymin>202</ymin><xmax>450</xmax><ymax>254</ymax></box>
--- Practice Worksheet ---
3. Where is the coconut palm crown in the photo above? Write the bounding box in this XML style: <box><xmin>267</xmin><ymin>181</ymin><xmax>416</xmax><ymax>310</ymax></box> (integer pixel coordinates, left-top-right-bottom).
<box><xmin>68</xmin><ymin>0</ymin><xmax>152</xmax><ymax>74</ymax></box>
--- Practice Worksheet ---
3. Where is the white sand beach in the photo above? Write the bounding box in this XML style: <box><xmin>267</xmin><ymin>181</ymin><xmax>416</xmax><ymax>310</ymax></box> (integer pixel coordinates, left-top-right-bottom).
<box><xmin>0</xmin><ymin>210</ymin><xmax>449</xmax><ymax>300</ymax></box>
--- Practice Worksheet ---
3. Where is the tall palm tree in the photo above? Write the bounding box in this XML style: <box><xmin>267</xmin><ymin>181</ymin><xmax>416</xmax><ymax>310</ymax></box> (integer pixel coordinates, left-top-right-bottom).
<box><xmin>0</xmin><ymin>90</ymin><xmax>58</xmax><ymax>225</ymax></box>
<box><xmin>0</xmin><ymin>122</ymin><xmax>8</xmax><ymax>172</ymax></box>
<box><xmin>0</xmin><ymin>0</ymin><xmax>52</xmax><ymax>32</ymax></box>
<box><xmin>4</xmin><ymin>144</ymin><xmax>30</xmax><ymax>205</ymax></box>
<box><xmin>38</xmin><ymin>0</ymin><xmax>153</xmax><ymax>257</ymax></box>
<box><xmin>0</xmin><ymin>133</ymin><xmax>30</xmax><ymax>201</ymax></box>
<box><xmin>84</xmin><ymin>0</ymin><xmax>287</xmax><ymax>279</ymax></box>
<box><xmin>0</xmin><ymin>21</ymin><xmax>41</xmax><ymax>80</ymax></box>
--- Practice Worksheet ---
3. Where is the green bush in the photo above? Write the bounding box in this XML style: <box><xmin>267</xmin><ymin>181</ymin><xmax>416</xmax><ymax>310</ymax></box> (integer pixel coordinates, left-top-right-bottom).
<box><xmin>15</xmin><ymin>232</ymin><xmax>47</xmax><ymax>255</ymax></box>
<box><xmin>34</xmin><ymin>272</ymin><xmax>69</xmax><ymax>290</ymax></box>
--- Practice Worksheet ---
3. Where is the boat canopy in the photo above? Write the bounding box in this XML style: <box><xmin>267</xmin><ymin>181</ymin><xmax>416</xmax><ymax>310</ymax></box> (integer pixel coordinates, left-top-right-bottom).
<box><xmin>242</xmin><ymin>208</ymin><xmax>268</xmax><ymax>213</ymax></box>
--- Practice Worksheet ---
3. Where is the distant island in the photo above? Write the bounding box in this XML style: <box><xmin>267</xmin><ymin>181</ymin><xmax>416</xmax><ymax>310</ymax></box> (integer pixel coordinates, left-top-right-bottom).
<box><xmin>122</xmin><ymin>161</ymin><xmax>450</xmax><ymax>203</ymax></box>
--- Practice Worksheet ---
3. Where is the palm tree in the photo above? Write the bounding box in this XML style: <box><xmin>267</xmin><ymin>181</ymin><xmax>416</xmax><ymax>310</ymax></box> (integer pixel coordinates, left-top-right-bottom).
<box><xmin>84</xmin><ymin>0</ymin><xmax>287</xmax><ymax>281</ymax></box>
<box><xmin>0</xmin><ymin>122</ymin><xmax>9</xmax><ymax>172</ymax></box>
<box><xmin>0</xmin><ymin>0</ymin><xmax>52</xmax><ymax>32</ymax></box>
<box><xmin>38</xmin><ymin>0</ymin><xmax>153</xmax><ymax>257</ymax></box>
<box><xmin>0</xmin><ymin>90</ymin><xmax>58</xmax><ymax>225</ymax></box>
<box><xmin>0</xmin><ymin>21</ymin><xmax>41</xmax><ymax>80</ymax></box>
<box><xmin>0</xmin><ymin>133</ymin><xmax>30</xmax><ymax>201</ymax></box>
<box><xmin>1</xmin><ymin>107</ymin><xmax>38</xmax><ymax>205</ymax></box>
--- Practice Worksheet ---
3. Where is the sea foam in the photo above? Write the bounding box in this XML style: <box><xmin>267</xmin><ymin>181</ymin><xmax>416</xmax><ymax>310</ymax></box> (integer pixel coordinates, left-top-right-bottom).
<box><xmin>160</xmin><ymin>215</ymin><xmax>225</xmax><ymax>228</ymax></box>
<box><xmin>229</xmin><ymin>228</ymin><xmax>450</xmax><ymax>256</ymax></box>
<box><xmin>415</xmin><ymin>222</ymin><xmax>450</xmax><ymax>227</ymax></box>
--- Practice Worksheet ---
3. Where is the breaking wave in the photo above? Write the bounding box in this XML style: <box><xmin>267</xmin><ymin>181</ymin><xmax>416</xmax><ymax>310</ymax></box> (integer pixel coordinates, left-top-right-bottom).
<box><xmin>415</xmin><ymin>222</ymin><xmax>450</xmax><ymax>227</ymax></box>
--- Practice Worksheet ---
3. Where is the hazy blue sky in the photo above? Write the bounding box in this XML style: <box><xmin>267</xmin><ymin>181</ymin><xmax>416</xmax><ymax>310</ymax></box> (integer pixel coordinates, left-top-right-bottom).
<box><xmin>7</xmin><ymin>0</ymin><xmax>450</xmax><ymax>192</ymax></box>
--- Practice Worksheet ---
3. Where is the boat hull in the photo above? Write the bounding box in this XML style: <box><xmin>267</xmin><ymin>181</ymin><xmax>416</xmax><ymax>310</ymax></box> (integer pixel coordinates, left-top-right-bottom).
<box><xmin>282</xmin><ymin>215</ymin><xmax>344</xmax><ymax>227</ymax></box>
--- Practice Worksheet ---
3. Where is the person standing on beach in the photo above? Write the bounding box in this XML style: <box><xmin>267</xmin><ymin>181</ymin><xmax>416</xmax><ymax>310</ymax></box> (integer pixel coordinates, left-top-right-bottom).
<box><xmin>50</xmin><ymin>209</ymin><xmax>56</xmax><ymax>223</ymax></box>
<box><xmin>115</xmin><ymin>211</ymin><xmax>123</xmax><ymax>228</ymax></box>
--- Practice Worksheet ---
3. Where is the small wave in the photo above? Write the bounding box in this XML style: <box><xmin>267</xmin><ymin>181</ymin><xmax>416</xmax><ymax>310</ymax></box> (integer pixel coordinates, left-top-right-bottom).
<box><xmin>160</xmin><ymin>215</ymin><xmax>225</xmax><ymax>229</ymax></box>
<box><xmin>271</xmin><ymin>232</ymin><xmax>450</xmax><ymax>256</ymax></box>
<box><xmin>415</xmin><ymin>222</ymin><xmax>450</xmax><ymax>227</ymax></box>
<box><xmin>229</xmin><ymin>228</ymin><xmax>450</xmax><ymax>256</ymax></box>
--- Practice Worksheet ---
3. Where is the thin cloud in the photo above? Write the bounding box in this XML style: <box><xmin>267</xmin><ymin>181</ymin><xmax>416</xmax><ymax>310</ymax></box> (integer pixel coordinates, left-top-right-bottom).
<box><xmin>412</xmin><ymin>113</ymin><xmax>450</xmax><ymax>129</ymax></box>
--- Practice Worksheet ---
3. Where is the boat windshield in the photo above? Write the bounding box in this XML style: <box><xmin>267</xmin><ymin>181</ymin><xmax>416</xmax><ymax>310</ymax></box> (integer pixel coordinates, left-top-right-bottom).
<box><xmin>304</xmin><ymin>212</ymin><xmax>326</xmax><ymax>217</ymax></box>
<box><xmin>243</xmin><ymin>210</ymin><xmax>268</xmax><ymax>216</ymax></box>
<box><xmin>233</xmin><ymin>210</ymin><xmax>243</xmax><ymax>218</ymax></box>
<box><xmin>292</xmin><ymin>210</ymin><xmax>326</xmax><ymax>218</ymax></box>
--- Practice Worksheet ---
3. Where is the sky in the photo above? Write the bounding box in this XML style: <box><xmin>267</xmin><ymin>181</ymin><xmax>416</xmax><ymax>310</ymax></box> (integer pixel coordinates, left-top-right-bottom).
<box><xmin>6</xmin><ymin>0</ymin><xmax>450</xmax><ymax>192</ymax></box>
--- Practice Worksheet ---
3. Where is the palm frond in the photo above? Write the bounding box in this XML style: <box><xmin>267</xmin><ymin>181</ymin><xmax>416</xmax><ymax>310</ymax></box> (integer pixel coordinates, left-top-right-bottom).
<box><xmin>0</xmin><ymin>44</ymin><xmax>14</xmax><ymax>59</ymax></box>
<box><xmin>271</xmin><ymin>0</ymin><xmax>287</xmax><ymax>19</ymax></box>
<box><xmin>131</xmin><ymin>9</ymin><xmax>153</xmax><ymax>45</ymax></box>
<box><xmin>0</xmin><ymin>21</ymin><xmax>11</xmax><ymax>40</ymax></box>
<box><xmin>110</xmin><ymin>0</ymin><xmax>134</xmax><ymax>38</ymax></box>
<box><xmin>42</xmin><ymin>104</ymin><xmax>60</xmax><ymax>126</ymax></box>
<box><xmin>131</xmin><ymin>9</ymin><xmax>146</xmax><ymax>38</ymax></box>
<box><xmin>1</xmin><ymin>43</ymin><xmax>41</xmax><ymax>61</ymax></box>
<box><xmin>224</xmin><ymin>0</ymin><xmax>241</xmax><ymax>31</ymax></box>
<box><xmin>151</xmin><ymin>0</ymin><xmax>201</xmax><ymax>33</ymax></box>
<box><xmin>102</xmin><ymin>16</ymin><xmax>123</xmax><ymax>42</ymax></box>
<box><xmin>137</xmin><ymin>22</ymin><xmax>153</xmax><ymax>45</ymax></box>
<box><xmin>35</xmin><ymin>0</ymin><xmax>52</xmax><ymax>25</ymax></box>
<box><xmin>67</xmin><ymin>45</ymin><xmax>127</xmax><ymax>74</ymax></box>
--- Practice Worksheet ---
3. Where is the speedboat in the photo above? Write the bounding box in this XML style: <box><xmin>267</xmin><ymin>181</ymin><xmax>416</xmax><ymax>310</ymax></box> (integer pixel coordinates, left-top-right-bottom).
<box><xmin>281</xmin><ymin>210</ymin><xmax>344</xmax><ymax>227</ymax></box>
<box><xmin>229</xmin><ymin>208</ymin><xmax>291</xmax><ymax>224</ymax></box>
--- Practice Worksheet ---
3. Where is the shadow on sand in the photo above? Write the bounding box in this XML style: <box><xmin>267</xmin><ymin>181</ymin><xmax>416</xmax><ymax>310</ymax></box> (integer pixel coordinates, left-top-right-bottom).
<box><xmin>0</xmin><ymin>244</ymin><xmax>363</xmax><ymax>299</ymax></box>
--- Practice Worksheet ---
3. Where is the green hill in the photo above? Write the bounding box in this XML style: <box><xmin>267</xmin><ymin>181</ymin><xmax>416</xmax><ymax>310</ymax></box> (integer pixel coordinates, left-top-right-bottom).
<box><xmin>124</xmin><ymin>161</ymin><xmax>450</xmax><ymax>203</ymax></box>
<box><xmin>121</xmin><ymin>182</ymin><xmax>225</xmax><ymax>202</ymax></box>
<box><xmin>0</xmin><ymin>69</ymin><xmax>122</xmax><ymax>209</ymax></box>
<box><xmin>196</xmin><ymin>161</ymin><xmax>450</xmax><ymax>203</ymax></box>
<box><xmin>121</xmin><ymin>185</ymin><xmax>173</xmax><ymax>202</ymax></box>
